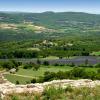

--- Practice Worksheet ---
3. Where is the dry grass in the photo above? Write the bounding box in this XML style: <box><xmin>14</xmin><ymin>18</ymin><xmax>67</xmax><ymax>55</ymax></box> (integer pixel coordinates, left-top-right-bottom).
<box><xmin>4</xmin><ymin>85</ymin><xmax>100</xmax><ymax>100</ymax></box>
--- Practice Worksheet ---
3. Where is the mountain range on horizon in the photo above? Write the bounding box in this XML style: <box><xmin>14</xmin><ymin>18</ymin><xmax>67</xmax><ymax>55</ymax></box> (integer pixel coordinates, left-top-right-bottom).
<box><xmin>0</xmin><ymin>11</ymin><xmax>100</xmax><ymax>15</ymax></box>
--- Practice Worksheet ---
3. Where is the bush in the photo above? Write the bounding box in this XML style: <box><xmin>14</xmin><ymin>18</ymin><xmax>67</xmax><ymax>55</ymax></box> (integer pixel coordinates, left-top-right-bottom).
<box><xmin>43</xmin><ymin>61</ymin><xmax>49</xmax><ymax>66</ymax></box>
<box><xmin>23</xmin><ymin>63</ymin><xmax>33</xmax><ymax>69</ymax></box>
<box><xmin>94</xmin><ymin>63</ymin><xmax>100</xmax><ymax>68</ymax></box>
<box><xmin>36</xmin><ymin>76</ymin><xmax>44</xmax><ymax>83</ymax></box>
<box><xmin>70</xmin><ymin>67</ymin><xmax>86</xmax><ymax>78</ymax></box>
<box><xmin>11</xmin><ymin>95</ymin><xmax>19</xmax><ymax>100</ymax></box>
<box><xmin>33</xmin><ymin>64</ymin><xmax>40</xmax><ymax>71</ymax></box>
<box><xmin>70</xmin><ymin>62</ymin><xmax>75</xmax><ymax>67</ymax></box>
<box><xmin>54</xmin><ymin>63</ymin><xmax>59</xmax><ymax>66</ymax></box>
<box><xmin>31</xmin><ymin>78</ymin><xmax>36</xmax><ymax>83</ymax></box>
<box><xmin>97</xmin><ymin>68</ymin><xmax>100</xmax><ymax>73</ymax></box>
<box><xmin>0</xmin><ymin>60</ymin><xmax>21</xmax><ymax>70</ymax></box>
<box><xmin>23</xmin><ymin>62</ymin><xmax>40</xmax><ymax>70</ymax></box>
<box><xmin>16</xmin><ymin>80</ymin><xmax>19</xmax><ymax>85</ymax></box>
<box><xmin>44</xmin><ymin>72</ymin><xmax>56</xmax><ymax>81</ymax></box>
<box><xmin>37</xmin><ymin>59</ymin><xmax>41</xmax><ymax>64</ymax></box>
<box><xmin>43</xmin><ymin>86</ymin><xmax>65</xmax><ymax>100</ymax></box>
<box><xmin>83</xmin><ymin>71</ymin><xmax>96</xmax><ymax>80</ymax></box>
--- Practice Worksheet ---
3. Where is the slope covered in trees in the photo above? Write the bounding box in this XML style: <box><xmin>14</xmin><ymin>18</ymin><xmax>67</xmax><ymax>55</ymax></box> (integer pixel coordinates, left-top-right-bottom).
<box><xmin>0</xmin><ymin>12</ymin><xmax>100</xmax><ymax>41</ymax></box>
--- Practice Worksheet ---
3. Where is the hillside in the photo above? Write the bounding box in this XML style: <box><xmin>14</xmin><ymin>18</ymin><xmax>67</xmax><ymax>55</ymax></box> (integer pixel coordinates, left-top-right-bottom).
<box><xmin>0</xmin><ymin>12</ymin><xmax>100</xmax><ymax>41</ymax></box>
<box><xmin>1</xmin><ymin>12</ymin><xmax>100</xmax><ymax>27</ymax></box>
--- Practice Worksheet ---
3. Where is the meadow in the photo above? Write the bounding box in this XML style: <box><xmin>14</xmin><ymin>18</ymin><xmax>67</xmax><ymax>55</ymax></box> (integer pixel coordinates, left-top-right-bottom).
<box><xmin>4</xmin><ymin>66</ymin><xmax>72</xmax><ymax>84</ymax></box>
<box><xmin>4</xmin><ymin>65</ymin><xmax>99</xmax><ymax>84</ymax></box>
<box><xmin>91</xmin><ymin>51</ymin><xmax>100</xmax><ymax>56</ymax></box>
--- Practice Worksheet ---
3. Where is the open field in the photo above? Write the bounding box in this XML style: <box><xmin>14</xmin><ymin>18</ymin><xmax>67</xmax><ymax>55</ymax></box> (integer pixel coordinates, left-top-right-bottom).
<box><xmin>91</xmin><ymin>51</ymin><xmax>100</xmax><ymax>56</ymax></box>
<box><xmin>4</xmin><ymin>65</ymin><xmax>99</xmax><ymax>84</ymax></box>
<box><xmin>40</xmin><ymin>56</ymin><xmax>59</xmax><ymax>60</ymax></box>
<box><xmin>4</xmin><ymin>66</ymin><xmax>72</xmax><ymax>84</ymax></box>
<box><xmin>4</xmin><ymin>74</ymin><xmax>32</xmax><ymax>84</ymax></box>
<box><xmin>40</xmin><ymin>56</ymin><xmax>75</xmax><ymax>60</ymax></box>
<box><xmin>17</xmin><ymin>66</ymin><xmax>72</xmax><ymax>77</ymax></box>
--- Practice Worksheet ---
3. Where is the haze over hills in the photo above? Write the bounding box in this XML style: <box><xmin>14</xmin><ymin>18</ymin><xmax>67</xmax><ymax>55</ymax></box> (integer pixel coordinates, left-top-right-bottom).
<box><xmin>1</xmin><ymin>11</ymin><xmax>100</xmax><ymax>26</ymax></box>
<box><xmin>0</xmin><ymin>11</ymin><xmax>100</xmax><ymax>41</ymax></box>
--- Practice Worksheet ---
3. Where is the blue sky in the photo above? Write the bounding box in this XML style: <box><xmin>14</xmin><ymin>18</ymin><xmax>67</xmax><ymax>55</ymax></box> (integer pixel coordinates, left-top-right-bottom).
<box><xmin>0</xmin><ymin>0</ymin><xmax>100</xmax><ymax>14</ymax></box>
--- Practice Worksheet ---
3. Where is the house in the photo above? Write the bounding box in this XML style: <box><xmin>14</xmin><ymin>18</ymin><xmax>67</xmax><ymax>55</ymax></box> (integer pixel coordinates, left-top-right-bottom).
<box><xmin>9</xmin><ymin>68</ymin><xmax>16</xmax><ymax>74</ymax></box>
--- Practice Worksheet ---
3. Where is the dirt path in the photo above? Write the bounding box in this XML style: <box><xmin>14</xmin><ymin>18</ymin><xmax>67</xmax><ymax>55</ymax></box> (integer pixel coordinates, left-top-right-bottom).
<box><xmin>3</xmin><ymin>71</ymin><xmax>36</xmax><ymax>79</ymax></box>
<box><xmin>10</xmin><ymin>73</ymin><xmax>35</xmax><ymax>78</ymax></box>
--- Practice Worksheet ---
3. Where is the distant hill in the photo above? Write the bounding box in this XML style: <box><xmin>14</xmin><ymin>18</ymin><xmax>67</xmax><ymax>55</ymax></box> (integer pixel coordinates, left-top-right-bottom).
<box><xmin>0</xmin><ymin>11</ymin><xmax>100</xmax><ymax>41</ymax></box>
<box><xmin>0</xmin><ymin>12</ymin><xmax>100</xmax><ymax>28</ymax></box>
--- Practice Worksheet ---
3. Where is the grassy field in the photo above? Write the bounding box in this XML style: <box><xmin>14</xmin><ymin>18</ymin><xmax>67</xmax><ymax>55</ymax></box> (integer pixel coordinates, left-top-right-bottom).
<box><xmin>27</xmin><ymin>47</ymin><xmax>40</xmax><ymax>51</ymax></box>
<box><xmin>40</xmin><ymin>56</ymin><xmax>59</xmax><ymax>60</ymax></box>
<box><xmin>4</xmin><ymin>74</ymin><xmax>32</xmax><ymax>84</ymax></box>
<box><xmin>4</xmin><ymin>66</ymin><xmax>99</xmax><ymax>84</ymax></box>
<box><xmin>4</xmin><ymin>66</ymin><xmax>72</xmax><ymax>84</ymax></box>
<box><xmin>40</xmin><ymin>56</ymin><xmax>76</xmax><ymax>60</ymax></box>
<box><xmin>17</xmin><ymin>66</ymin><xmax>72</xmax><ymax>77</ymax></box>
<box><xmin>91</xmin><ymin>51</ymin><xmax>100</xmax><ymax>56</ymax></box>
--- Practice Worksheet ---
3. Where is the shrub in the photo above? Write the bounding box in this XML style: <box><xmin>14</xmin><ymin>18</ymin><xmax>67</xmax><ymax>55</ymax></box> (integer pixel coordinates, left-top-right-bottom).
<box><xmin>54</xmin><ymin>63</ymin><xmax>59</xmax><ymax>66</ymax></box>
<box><xmin>70</xmin><ymin>62</ymin><xmax>75</xmax><ymax>67</ymax></box>
<box><xmin>70</xmin><ymin>67</ymin><xmax>86</xmax><ymax>78</ymax></box>
<box><xmin>16</xmin><ymin>80</ymin><xmax>19</xmax><ymax>85</ymax></box>
<box><xmin>37</xmin><ymin>59</ymin><xmax>41</xmax><ymax>65</ymax></box>
<box><xmin>11</xmin><ymin>95</ymin><xmax>19</xmax><ymax>100</ymax></box>
<box><xmin>94</xmin><ymin>63</ymin><xmax>100</xmax><ymax>68</ymax></box>
<box><xmin>44</xmin><ymin>72</ymin><xmax>56</xmax><ymax>81</ymax></box>
<box><xmin>33</xmin><ymin>64</ymin><xmax>40</xmax><ymax>71</ymax></box>
<box><xmin>23</xmin><ymin>62</ymin><xmax>40</xmax><ymax>70</ymax></box>
<box><xmin>85</xmin><ymin>59</ymin><xmax>89</xmax><ymax>65</ymax></box>
<box><xmin>43</xmin><ymin>61</ymin><xmax>49</xmax><ymax>66</ymax></box>
<box><xmin>43</xmin><ymin>86</ymin><xmax>65</xmax><ymax>100</ymax></box>
<box><xmin>36</xmin><ymin>76</ymin><xmax>44</xmax><ymax>83</ymax></box>
<box><xmin>83</xmin><ymin>71</ymin><xmax>96</xmax><ymax>80</ymax></box>
<box><xmin>97</xmin><ymin>68</ymin><xmax>100</xmax><ymax>73</ymax></box>
<box><xmin>23</xmin><ymin>63</ymin><xmax>33</xmax><ymax>69</ymax></box>
<box><xmin>31</xmin><ymin>78</ymin><xmax>36</xmax><ymax>83</ymax></box>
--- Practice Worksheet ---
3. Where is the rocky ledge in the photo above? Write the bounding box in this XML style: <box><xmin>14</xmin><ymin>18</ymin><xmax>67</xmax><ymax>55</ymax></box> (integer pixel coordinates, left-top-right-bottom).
<box><xmin>0</xmin><ymin>79</ymin><xmax>100</xmax><ymax>99</ymax></box>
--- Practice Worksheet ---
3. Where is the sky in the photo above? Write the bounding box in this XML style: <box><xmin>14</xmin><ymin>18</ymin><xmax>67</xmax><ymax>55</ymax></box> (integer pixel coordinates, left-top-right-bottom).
<box><xmin>0</xmin><ymin>0</ymin><xmax>100</xmax><ymax>14</ymax></box>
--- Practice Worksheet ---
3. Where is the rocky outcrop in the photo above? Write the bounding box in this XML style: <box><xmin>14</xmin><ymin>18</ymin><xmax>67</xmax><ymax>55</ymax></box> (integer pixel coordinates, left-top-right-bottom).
<box><xmin>0</xmin><ymin>72</ymin><xmax>7</xmax><ymax>84</ymax></box>
<box><xmin>0</xmin><ymin>82</ymin><xmax>43</xmax><ymax>99</ymax></box>
<box><xmin>0</xmin><ymin>71</ymin><xmax>100</xmax><ymax>99</ymax></box>
<box><xmin>0</xmin><ymin>79</ymin><xmax>100</xmax><ymax>99</ymax></box>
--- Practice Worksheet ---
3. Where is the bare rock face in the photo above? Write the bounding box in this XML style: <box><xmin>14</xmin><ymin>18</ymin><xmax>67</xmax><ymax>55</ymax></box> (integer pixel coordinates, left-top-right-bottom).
<box><xmin>0</xmin><ymin>73</ymin><xmax>7</xmax><ymax>84</ymax></box>
<box><xmin>0</xmin><ymin>77</ymin><xmax>100</xmax><ymax>99</ymax></box>
<box><xmin>0</xmin><ymin>83</ymin><xmax>44</xmax><ymax>99</ymax></box>
<box><xmin>42</xmin><ymin>79</ymin><xmax>100</xmax><ymax>88</ymax></box>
